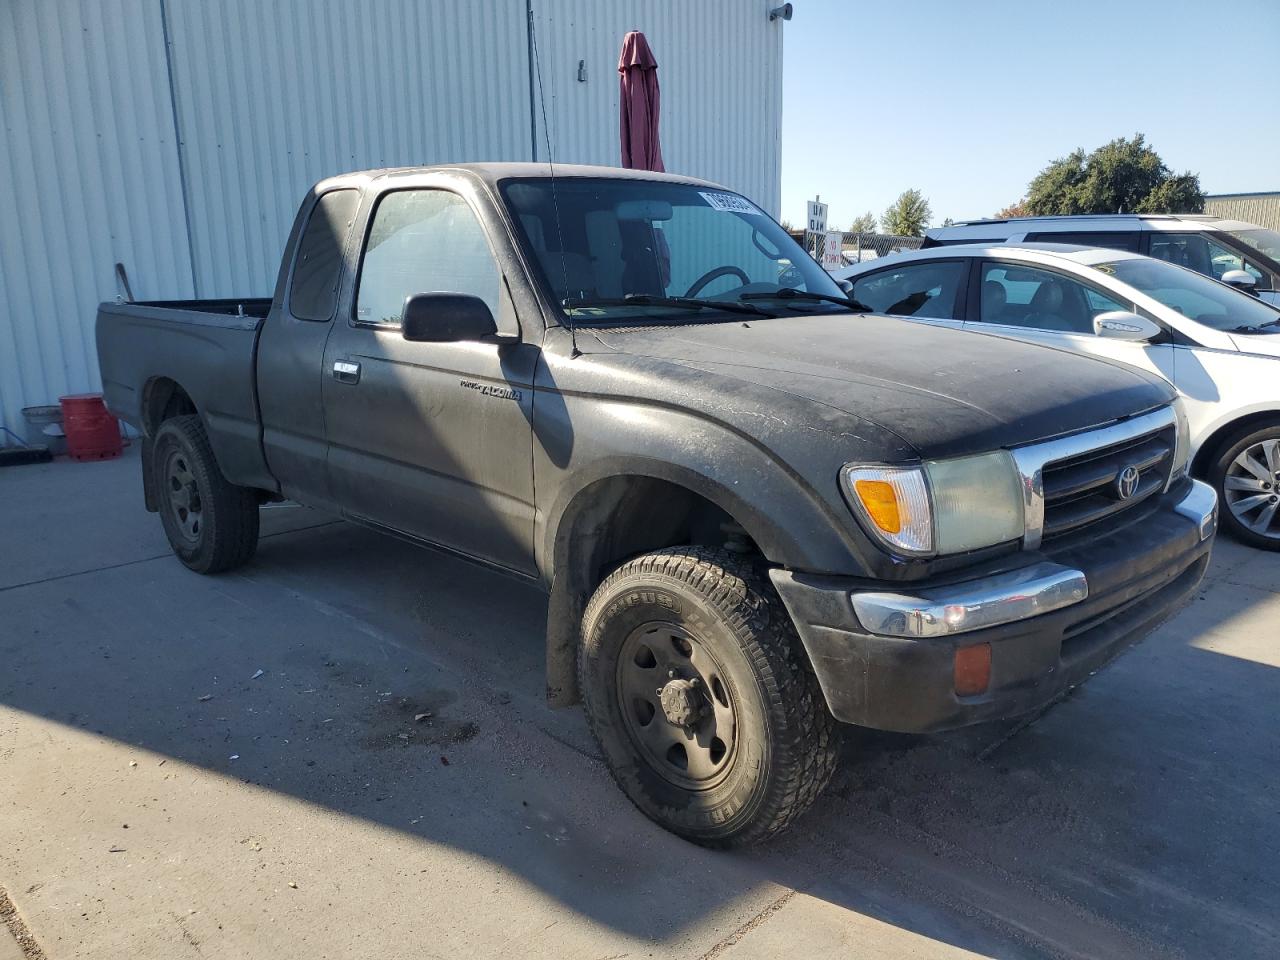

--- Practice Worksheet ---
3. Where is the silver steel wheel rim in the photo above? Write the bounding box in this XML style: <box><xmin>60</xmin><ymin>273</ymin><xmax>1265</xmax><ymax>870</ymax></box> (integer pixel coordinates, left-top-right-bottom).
<box><xmin>615</xmin><ymin>622</ymin><xmax>738</xmax><ymax>791</ymax></box>
<box><xmin>163</xmin><ymin>447</ymin><xmax>204</xmax><ymax>545</ymax></box>
<box><xmin>1223</xmin><ymin>438</ymin><xmax>1280</xmax><ymax>539</ymax></box>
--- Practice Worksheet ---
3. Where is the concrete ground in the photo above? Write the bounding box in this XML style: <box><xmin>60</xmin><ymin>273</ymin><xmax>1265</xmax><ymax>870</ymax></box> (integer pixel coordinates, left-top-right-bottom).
<box><xmin>1</xmin><ymin>447</ymin><xmax>1277</xmax><ymax>960</ymax></box>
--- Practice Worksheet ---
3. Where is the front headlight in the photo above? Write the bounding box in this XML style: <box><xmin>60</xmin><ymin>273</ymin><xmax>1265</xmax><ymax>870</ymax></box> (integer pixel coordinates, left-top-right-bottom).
<box><xmin>1169</xmin><ymin>398</ymin><xmax>1190</xmax><ymax>486</ymax></box>
<box><xmin>843</xmin><ymin>451</ymin><xmax>1025</xmax><ymax>557</ymax></box>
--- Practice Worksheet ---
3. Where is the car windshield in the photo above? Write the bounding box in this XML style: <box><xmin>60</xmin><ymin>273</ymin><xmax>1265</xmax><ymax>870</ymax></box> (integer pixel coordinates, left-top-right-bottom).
<box><xmin>500</xmin><ymin>177</ymin><xmax>846</xmax><ymax>324</ymax></box>
<box><xmin>1224</xmin><ymin>227</ymin><xmax>1280</xmax><ymax>262</ymax></box>
<box><xmin>1093</xmin><ymin>257</ymin><xmax>1280</xmax><ymax>333</ymax></box>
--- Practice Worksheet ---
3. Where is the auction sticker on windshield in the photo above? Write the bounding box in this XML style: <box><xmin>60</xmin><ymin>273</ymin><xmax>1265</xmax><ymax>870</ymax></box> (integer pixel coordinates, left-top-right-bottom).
<box><xmin>699</xmin><ymin>192</ymin><xmax>763</xmax><ymax>216</ymax></box>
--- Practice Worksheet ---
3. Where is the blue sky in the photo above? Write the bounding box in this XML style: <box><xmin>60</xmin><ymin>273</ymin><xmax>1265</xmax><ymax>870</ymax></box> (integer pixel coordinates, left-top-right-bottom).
<box><xmin>780</xmin><ymin>0</ymin><xmax>1280</xmax><ymax>230</ymax></box>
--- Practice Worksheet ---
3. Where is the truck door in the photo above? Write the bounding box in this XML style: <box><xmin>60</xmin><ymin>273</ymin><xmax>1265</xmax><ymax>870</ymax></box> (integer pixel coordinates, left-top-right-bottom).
<box><xmin>257</xmin><ymin>188</ymin><xmax>360</xmax><ymax>510</ymax></box>
<box><xmin>321</xmin><ymin>187</ymin><xmax>539</xmax><ymax>575</ymax></box>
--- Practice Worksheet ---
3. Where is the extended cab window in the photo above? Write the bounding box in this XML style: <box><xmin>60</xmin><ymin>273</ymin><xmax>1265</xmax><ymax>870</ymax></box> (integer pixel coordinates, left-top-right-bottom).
<box><xmin>289</xmin><ymin>189</ymin><xmax>359</xmax><ymax>321</ymax></box>
<box><xmin>851</xmin><ymin>261</ymin><xmax>966</xmax><ymax>318</ymax></box>
<box><xmin>356</xmin><ymin>190</ymin><xmax>499</xmax><ymax>327</ymax></box>
<box><xmin>979</xmin><ymin>262</ymin><xmax>1127</xmax><ymax>334</ymax></box>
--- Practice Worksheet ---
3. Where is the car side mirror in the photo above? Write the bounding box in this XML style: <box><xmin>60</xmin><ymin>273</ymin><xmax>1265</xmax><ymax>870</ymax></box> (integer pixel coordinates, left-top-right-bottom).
<box><xmin>1221</xmin><ymin>269</ymin><xmax>1258</xmax><ymax>294</ymax></box>
<box><xmin>401</xmin><ymin>293</ymin><xmax>510</xmax><ymax>343</ymax></box>
<box><xmin>836</xmin><ymin>278</ymin><xmax>854</xmax><ymax>294</ymax></box>
<box><xmin>1093</xmin><ymin>310</ymin><xmax>1161</xmax><ymax>342</ymax></box>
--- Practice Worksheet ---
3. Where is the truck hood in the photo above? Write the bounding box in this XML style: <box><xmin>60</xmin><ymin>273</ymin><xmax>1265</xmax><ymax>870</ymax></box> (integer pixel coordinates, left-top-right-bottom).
<box><xmin>589</xmin><ymin>313</ymin><xmax>1174</xmax><ymax>458</ymax></box>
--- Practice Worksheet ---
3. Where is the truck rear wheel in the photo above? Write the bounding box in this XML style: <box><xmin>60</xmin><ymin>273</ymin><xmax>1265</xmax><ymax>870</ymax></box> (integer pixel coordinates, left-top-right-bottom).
<box><xmin>579</xmin><ymin>547</ymin><xmax>839</xmax><ymax>847</ymax></box>
<box><xmin>1208</xmin><ymin>422</ymin><xmax>1280</xmax><ymax>551</ymax></box>
<box><xmin>152</xmin><ymin>415</ymin><xmax>260</xmax><ymax>573</ymax></box>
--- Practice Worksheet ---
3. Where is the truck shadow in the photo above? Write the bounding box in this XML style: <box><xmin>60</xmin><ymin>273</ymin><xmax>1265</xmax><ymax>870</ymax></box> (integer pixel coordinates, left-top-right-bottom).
<box><xmin>1</xmin><ymin>502</ymin><xmax>1277</xmax><ymax>956</ymax></box>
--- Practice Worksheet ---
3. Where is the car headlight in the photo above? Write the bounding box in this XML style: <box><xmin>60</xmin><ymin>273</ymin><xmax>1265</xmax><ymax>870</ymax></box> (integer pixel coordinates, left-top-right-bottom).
<box><xmin>1169</xmin><ymin>398</ymin><xmax>1190</xmax><ymax>486</ymax></box>
<box><xmin>842</xmin><ymin>451</ymin><xmax>1025</xmax><ymax>557</ymax></box>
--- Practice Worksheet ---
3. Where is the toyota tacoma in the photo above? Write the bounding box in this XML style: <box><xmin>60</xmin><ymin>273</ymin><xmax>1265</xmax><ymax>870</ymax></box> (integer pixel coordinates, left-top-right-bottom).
<box><xmin>97</xmin><ymin>164</ymin><xmax>1217</xmax><ymax>845</ymax></box>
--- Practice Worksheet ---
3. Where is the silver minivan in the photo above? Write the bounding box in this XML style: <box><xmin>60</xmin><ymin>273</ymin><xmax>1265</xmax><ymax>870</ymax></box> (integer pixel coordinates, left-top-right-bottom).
<box><xmin>923</xmin><ymin>214</ymin><xmax>1280</xmax><ymax>306</ymax></box>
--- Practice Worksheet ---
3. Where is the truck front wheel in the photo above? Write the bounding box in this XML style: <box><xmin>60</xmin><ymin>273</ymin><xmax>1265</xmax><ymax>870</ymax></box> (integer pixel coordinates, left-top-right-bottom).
<box><xmin>579</xmin><ymin>547</ymin><xmax>839</xmax><ymax>846</ymax></box>
<box><xmin>152</xmin><ymin>415</ymin><xmax>259</xmax><ymax>573</ymax></box>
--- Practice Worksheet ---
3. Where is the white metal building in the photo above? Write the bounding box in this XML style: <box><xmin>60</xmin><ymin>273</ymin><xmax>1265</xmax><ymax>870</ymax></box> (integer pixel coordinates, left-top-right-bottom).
<box><xmin>0</xmin><ymin>0</ymin><xmax>787</xmax><ymax>444</ymax></box>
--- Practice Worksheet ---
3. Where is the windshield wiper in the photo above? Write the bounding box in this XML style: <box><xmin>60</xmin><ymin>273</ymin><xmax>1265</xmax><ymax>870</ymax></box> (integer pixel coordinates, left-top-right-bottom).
<box><xmin>563</xmin><ymin>295</ymin><xmax>771</xmax><ymax>317</ymax></box>
<box><xmin>739</xmin><ymin>287</ymin><xmax>873</xmax><ymax>312</ymax></box>
<box><xmin>1233</xmin><ymin>319</ymin><xmax>1280</xmax><ymax>332</ymax></box>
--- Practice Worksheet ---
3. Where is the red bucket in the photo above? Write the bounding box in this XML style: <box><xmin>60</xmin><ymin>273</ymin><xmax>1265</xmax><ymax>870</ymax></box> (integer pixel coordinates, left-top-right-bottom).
<box><xmin>59</xmin><ymin>394</ymin><xmax>123</xmax><ymax>461</ymax></box>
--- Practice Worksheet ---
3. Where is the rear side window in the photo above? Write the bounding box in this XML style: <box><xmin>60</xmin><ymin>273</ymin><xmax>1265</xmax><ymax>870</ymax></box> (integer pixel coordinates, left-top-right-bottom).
<box><xmin>1024</xmin><ymin>231</ymin><xmax>1141</xmax><ymax>252</ymax></box>
<box><xmin>851</xmin><ymin>261</ymin><xmax>967</xmax><ymax>319</ymax></box>
<box><xmin>289</xmin><ymin>189</ymin><xmax>359</xmax><ymax>321</ymax></box>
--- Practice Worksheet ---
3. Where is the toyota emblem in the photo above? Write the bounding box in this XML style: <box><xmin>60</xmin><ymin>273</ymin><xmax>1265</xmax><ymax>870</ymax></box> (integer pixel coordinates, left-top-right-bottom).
<box><xmin>1115</xmin><ymin>464</ymin><xmax>1141</xmax><ymax>501</ymax></box>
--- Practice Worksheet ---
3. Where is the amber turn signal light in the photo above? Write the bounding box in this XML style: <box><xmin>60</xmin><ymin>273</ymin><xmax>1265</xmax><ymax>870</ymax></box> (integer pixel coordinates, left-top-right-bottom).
<box><xmin>853</xmin><ymin>479</ymin><xmax>902</xmax><ymax>533</ymax></box>
<box><xmin>954</xmin><ymin>643</ymin><xmax>991</xmax><ymax>697</ymax></box>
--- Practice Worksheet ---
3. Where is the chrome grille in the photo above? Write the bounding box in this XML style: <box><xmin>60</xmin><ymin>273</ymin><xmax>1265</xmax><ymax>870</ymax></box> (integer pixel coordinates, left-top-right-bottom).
<box><xmin>1010</xmin><ymin>407</ymin><xmax>1178</xmax><ymax>551</ymax></box>
<box><xmin>1040</xmin><ymin>427</ymin><xmax>1175</xmax><ymax>542</ymax></box>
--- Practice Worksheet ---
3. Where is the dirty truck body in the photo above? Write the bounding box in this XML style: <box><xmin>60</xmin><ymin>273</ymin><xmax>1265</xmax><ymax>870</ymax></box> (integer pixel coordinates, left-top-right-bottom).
<box><xmin>97</xmin><ymin>164</ymin><xmax>1217</xmax><ymax>845</ymax></box>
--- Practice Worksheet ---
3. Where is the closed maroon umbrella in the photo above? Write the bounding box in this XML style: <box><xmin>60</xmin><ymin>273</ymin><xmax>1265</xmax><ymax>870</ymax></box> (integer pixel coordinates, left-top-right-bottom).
<box><xmin>618</xmin><ymin>31</ymin><xmax>664</xmax><ymax>171</ymax></box>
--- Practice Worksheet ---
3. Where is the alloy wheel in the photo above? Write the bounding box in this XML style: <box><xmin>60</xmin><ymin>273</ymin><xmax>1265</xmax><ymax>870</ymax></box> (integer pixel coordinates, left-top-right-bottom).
<box><xmin>1222</xmin><ymin>438</ymin><xmax>1280</xmax><ymax>539</ymax></box>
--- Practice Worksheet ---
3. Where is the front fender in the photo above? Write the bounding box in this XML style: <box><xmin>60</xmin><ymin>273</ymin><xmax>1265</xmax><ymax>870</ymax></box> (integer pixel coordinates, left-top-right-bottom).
<box><xmin>534</xmin><ymin>395</ymin><xmax>864</xmax><ymax>581</ymax></box>
<box><xmin>532</xmin><ymin>388</ymin><xmax>874</xmax><ymax>707</ymax></box>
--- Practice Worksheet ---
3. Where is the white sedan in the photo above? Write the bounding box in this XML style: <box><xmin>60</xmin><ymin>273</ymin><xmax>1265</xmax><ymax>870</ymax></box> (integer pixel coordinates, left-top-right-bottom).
<box><xmin>833</xmin><ymin>243</ymin><xmax>1280</xmax><ymax>549</ymax></box>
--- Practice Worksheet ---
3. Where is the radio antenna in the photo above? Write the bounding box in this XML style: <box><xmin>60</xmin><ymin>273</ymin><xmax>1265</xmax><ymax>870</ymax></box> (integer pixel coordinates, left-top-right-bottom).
<box><xmin>528</xmin><ymin>3</ymin><xmax>580</xmax><ymax>358</ymax></box>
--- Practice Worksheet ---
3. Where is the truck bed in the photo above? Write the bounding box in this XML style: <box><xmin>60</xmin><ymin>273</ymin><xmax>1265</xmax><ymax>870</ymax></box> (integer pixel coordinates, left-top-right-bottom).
<box><xmin>129</xmin><ymin>297</ymin><xmax>272</xmax><ymax>318</ymax></box>
<box><xmin>96</xmin><ymin>297</ymin><xmax>277</xmax><ymax>492</ymax></box>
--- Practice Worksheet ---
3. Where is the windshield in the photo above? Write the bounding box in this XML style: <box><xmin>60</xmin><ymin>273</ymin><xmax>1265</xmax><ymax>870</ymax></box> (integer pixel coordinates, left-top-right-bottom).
<box><xmin>501</xmin><ymin>178</ymin><xmax>845</xmax><ymax>324</ymax></box>
<box><xmin>1224</xmin><ymin>227</ymin><xmax>1280</xmax><ymax>263</ymax></box>
<box><xmin>1093</xmin><ymin>257</ymin><xmax>1280</xmax><ymax>333</ymax></box>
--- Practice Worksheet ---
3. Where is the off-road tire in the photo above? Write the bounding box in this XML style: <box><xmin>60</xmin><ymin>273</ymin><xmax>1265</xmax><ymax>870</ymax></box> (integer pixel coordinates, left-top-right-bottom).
<box><xmin>579</xmin><ymin>547</ymin><xmax>839</xmax><ymax>847</ymax></box>
<box><xmin>152</xmin><ymin>415</ymin><xmax>260</xmax><ymax>573</ymax></box>
<box><xmin>1207</xmin><ymin>422</ymin><xmax>1280</xmax><ymax>551</ymax></box>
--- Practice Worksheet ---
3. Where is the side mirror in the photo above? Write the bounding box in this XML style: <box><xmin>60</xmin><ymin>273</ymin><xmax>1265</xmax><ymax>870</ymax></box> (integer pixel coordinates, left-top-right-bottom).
<box><xmin>401</xmin><ymin>293</ymin><xmax>508</xmax><ymax>343</ymax></box>
<box><xmin>835</xmin><ymin>278</ymin><xmax>854</xmax><ymax>294</ymax></box>
<box><xmin>1093</xmin><ymin>310</ymin><xmax>1161</xmax><ymax>342</ymax></box>
<box><xmin>1221</xmin><ymin>269</ymin><xmax>1258</xmax><ymax>294</ymax></box>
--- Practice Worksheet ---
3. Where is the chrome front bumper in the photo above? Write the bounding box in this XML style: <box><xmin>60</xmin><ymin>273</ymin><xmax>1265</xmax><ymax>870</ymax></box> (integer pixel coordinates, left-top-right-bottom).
<box><xmin>850</xmin><ymin>478</ymin><xmax>1218</xmax><ymax>640</ymax></box>
<box><xmin>1174</xmin><ymin>476</ymin><xmax>1218</xmax><ymax>543</ymax></box>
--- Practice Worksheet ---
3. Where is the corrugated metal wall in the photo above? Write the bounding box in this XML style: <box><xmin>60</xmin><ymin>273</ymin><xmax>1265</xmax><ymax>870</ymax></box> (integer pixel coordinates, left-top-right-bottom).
<box><xmin>533</xmin><ymin>0</ymin><xmax>783</xmax><ymax>216</ymax></box>
<box><xmin>1204</xmin><ymin>194</ymin><xmax>1280</xmax><ymax>232</ymax></box>
<box><xmin>0</xmin><ymin>0</ymin><xmax>194</xmax><ymax>442</ymax></box>
<box><xmin>164</xmin><ymin>0</ymin><xmax>534</xmax><ymax>297</ymax></box>
<box><xmin>0</xmin><ymin>0</ymin><xmax>784</xmax><ymax>444</ymax></box>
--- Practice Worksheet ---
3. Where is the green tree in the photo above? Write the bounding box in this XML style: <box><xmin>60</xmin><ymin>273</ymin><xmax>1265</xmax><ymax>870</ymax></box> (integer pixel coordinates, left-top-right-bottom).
<box><xmin>881</xmin><ymin>189</ymin><xmax>932</xmax><ymax>237</ymax></box>
<box><xmin>1025</xmin><ymin>135</ymin><xmax>1204</xmax><ymax>215</ymax></box>
<box><xmin>849</xmin><ymin>211</ymin><xmax>878</xmax><ymax>234</ymax></box>
<box><xmin>1139</xmin><ymin>174</ymin><xmax>1205</xmax><ymax>214</ymax></box>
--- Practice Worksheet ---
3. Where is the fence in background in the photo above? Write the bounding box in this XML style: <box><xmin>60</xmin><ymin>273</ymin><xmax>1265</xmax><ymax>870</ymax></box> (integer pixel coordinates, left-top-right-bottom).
<box><xmin>802</xmin><ymin>230</ymin><xmax>924</xmax><ymax>270</ymax></box>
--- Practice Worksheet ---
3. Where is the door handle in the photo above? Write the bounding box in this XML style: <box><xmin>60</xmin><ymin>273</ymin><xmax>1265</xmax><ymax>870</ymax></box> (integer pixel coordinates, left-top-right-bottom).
<box><xmin>332</xmin><ymin>360</ymin><xmax>361</xmax><ymax>384</ymax></box>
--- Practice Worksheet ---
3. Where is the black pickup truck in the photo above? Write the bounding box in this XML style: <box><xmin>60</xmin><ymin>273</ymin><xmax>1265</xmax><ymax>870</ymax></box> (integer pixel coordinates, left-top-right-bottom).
<box><xmin>97</xmin><ymin>163</ymin><xmax>1217</xmax><ymax>845</ymax></box>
